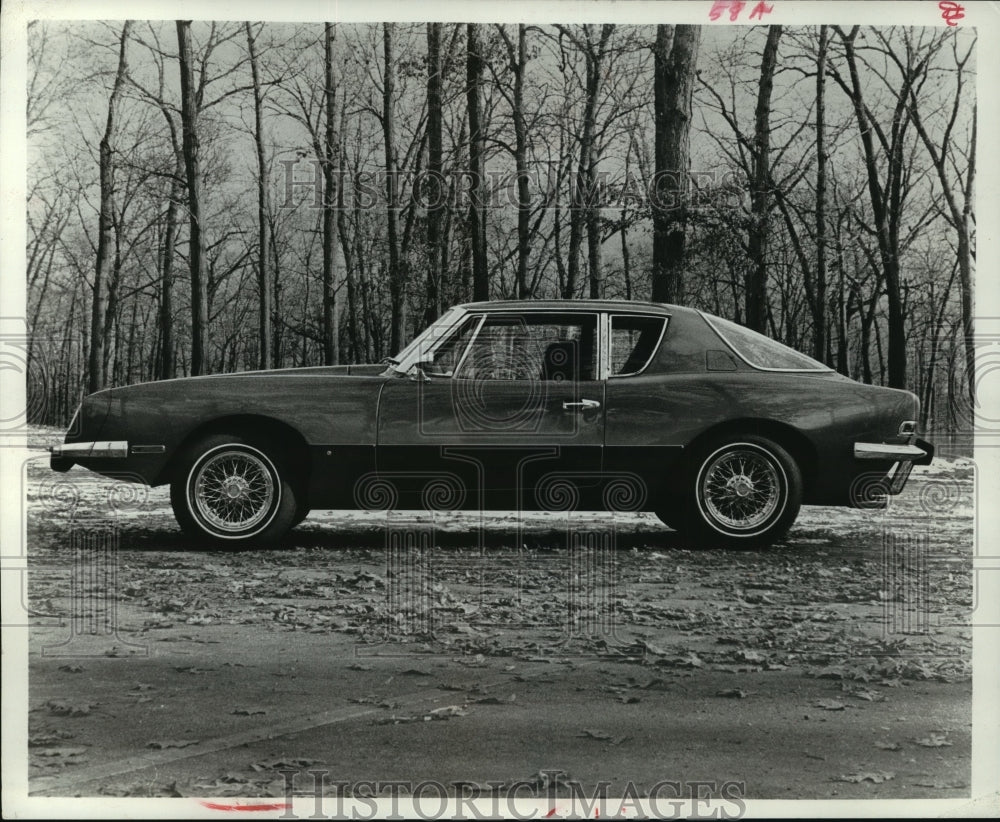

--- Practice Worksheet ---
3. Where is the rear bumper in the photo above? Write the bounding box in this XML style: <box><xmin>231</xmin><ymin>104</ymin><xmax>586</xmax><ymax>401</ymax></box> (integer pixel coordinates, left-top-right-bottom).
<box><xmin>852</xmin><ymin>436</ymin><xmax>934</xmax><ymax>498</ymax></box>
<box><xmin>854</xmin><ymin>442</ymin><xmax>927</xmax><ymax>461</ymax></box>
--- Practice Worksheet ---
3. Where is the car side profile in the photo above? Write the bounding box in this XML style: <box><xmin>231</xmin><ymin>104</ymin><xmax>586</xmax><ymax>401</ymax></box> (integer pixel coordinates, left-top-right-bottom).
<box><xmin>50</xmin><ymin>300</ymin><xmax>933</xmax><ymax>549</ymax></box>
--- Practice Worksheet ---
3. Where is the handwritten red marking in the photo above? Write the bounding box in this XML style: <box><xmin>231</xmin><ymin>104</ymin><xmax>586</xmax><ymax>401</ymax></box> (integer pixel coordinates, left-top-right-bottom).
<box><xmin>938</xmin><ymin>1</ymin><xmax>965</xmax><ymax>26</ymax></box>
<box><xmin>710</xmin><ymin>0</ymin><xmax>766</xmax><ymax>21</ymax></box>
<box><xmin>201</xmin><ymin>802</ymin><xmax>292</xmax><ymax>812</ymax></box>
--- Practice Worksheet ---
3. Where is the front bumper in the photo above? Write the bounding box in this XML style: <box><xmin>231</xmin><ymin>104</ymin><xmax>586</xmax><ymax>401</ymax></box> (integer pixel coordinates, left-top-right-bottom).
<box><xmin>50</xmin><ymin>440</ymin><xmax>129</xmax><ymax>472</ymax></box>
<box><xmin>51</xmin><ymin>440</ymin><xmax>129</xmax><ymax>459</ymax></box>
<box><xmin>853</xmin><ymin>436</ymin><xmax>934</xmax><ymax>495</ymax></box>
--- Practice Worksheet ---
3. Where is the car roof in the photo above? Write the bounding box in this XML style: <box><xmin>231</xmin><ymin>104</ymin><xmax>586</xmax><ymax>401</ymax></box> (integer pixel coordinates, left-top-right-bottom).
<box><xmin>456</xmin><ymin>299</ymin><xmax>694</xmax><ymax>317</ymax></box>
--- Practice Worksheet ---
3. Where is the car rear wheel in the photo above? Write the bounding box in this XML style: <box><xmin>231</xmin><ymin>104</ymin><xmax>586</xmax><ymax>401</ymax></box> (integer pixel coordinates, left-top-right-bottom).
<box><xmin>292</xmin><ymin>502</ymin><xmax>311</xmax><ymax>528</ymax></box>
<box><xmin>170</xmin><ymin>434</ymin><xmax>298</xmax><ymax>547</ymax></box>
<box><xmin>658</xmin><ymin>435</ymin><xmax>802</xmax><ymax>549</ymax></box>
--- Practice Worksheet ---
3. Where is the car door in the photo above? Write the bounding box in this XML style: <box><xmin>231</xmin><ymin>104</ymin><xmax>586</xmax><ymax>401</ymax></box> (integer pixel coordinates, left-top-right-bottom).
<box><xmin>376</xmin><ymin>311</ymin><xmax>605</xmax><ymax>511</ymax></box>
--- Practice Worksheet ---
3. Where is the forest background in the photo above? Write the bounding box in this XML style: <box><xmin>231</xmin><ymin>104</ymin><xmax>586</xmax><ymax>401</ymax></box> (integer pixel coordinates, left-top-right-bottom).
<box><xmin>24</xmin><ymin>20</ymin><xmax>977</xmax><ymax>435</ymax></box>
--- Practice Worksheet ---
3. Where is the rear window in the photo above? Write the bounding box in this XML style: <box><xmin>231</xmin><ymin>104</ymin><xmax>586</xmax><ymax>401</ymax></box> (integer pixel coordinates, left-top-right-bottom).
<box><xmin>703</xmin><ymin>313</ymin><xmax>830</xmax><ymax>371</ymax></box>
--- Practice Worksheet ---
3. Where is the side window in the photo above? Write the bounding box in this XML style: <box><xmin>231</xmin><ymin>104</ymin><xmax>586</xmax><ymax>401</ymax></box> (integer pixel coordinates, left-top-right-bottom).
<box><xmin>420</xmin><ymin>315</ymin><xmax>479</xmax><ymax>376</ymax></box>
<box><xmin>457</xmin><ymin>314</ymin><xmax>597</xmax><ymax>381</ymax></box>
<box><xmin>610</xmin><ymin>315</ymin><xmax>666</xmax><ymax>376</ymax></box>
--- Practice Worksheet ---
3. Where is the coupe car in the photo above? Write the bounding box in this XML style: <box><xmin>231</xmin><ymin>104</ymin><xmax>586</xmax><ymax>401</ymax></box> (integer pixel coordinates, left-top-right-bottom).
<box><xmin>50</xmin><ymin>300</ymin><xmax>933</xmax><ymax>548</ymax></box>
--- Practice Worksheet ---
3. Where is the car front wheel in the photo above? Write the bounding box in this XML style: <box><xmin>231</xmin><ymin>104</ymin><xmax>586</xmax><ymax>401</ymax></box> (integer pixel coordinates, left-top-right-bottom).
<box><xmin>170</xmin><ymin>434</ymin><xmax>298</xmax><ymax>547</ymax></box>
<box><xmin>660</xmin><ymin>435</ymin><xmax>802</xmax><ymax>549</ymax></box>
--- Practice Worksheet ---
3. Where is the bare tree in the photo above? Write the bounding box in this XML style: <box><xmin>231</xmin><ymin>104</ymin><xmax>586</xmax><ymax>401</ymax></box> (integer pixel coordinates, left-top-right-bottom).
<box><xmin>812</xmin><ymin>25</ymin><xmax>829</xmax><ymax>362</ymax></box>
<box><xmin>466</xmin><ymin>23</ymin><xmax>489</xmax><ymax>302</ymax></box>
<box><xmin>176</xmin><ymin>20</ymin><xmax>209</xmax><ymax>376</ymax></box>
<box><xmin>383</xmin><ymin>24</ymin><xmax>404</xmax><ymax>352</ymax></box>
<box><xmin>89</xmin><ymin>20</ymin><xmax>132</xmax><ymax>393</ymax></box>
<box><xmin>425</xmin><ymin>22</ymin><xmax>444</xmax><ymax>322</ymax></box>
<box><xmin>903</xmin><ymin>29</ymin><xmax>976</xmax><ymax>407</ymax></box>
<box><xmin>745</xmin><ymin>26</ymin><xmax>782</xmax><ymax>332</ymax></box>
<box><xmin>323</xmin><ymin>23</ymin><xmax>339</xmax><ymax>364</ymax></box>
<box><xmin>651</xmin><ymin>24</ymin><xmax>701</xmax><ymax>303</ymax></box>
<box><xmin>496</xmin><ymin>24</ymin><xmax>533</xmax><ymax>299</ymax></box>
<box><xmin>245</xmin><ymin>22</ymin><xmax>273</xmax><ymax>369</ymax></box>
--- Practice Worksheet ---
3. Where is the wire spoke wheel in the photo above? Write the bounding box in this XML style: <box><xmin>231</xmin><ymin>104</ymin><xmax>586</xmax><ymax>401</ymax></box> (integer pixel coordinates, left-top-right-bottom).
<box><xmin>189</xmin><ymin>447</ymin><xmax>277</xmax><ymax>535</ymax></box>
<box><xmin>695</xmin><ymin>441</ymin><xmax>792</xmax><ymax>539</ymax></box>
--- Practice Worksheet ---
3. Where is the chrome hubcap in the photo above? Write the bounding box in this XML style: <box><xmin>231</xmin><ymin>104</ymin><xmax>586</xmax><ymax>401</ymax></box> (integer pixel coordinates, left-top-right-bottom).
<box><xmin>701</xmin><ymin>448</ymin><xmax>781</xmax><ymax>531</ymax></box>
<box><xmin>191</xmin><ymin>449</ymin><xmax>276</xmax><ymax>533</ymax></box>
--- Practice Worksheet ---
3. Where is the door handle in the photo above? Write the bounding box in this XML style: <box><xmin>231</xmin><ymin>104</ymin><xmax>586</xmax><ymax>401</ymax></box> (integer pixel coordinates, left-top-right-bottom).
<box><xmin>562</xmin><ymin>399</ymin><xmax>601</xmax><ymax>411</ymax></box>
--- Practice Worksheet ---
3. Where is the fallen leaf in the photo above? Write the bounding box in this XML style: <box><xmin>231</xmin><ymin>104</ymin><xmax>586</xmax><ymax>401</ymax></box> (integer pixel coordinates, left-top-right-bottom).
<box><xmin>29</xmin><ymin>729</ymin><xmax>75</xmax><ymax>746</ymax></box>
<box><xmin>251</xmin><ymin>758</ymin><xmax>320</xmax><ymax>772</ymax></box>
<box><xmin>835</xmin><ymin>771</ymin><xmax>894</xmax><ymax>784</ymax></box>
<box><xmin>46</xmin><ymin>700</ymin><xmax>95</xmax><ymax>717</ymax></box>
<box><xmin>912</xmin><ymin>779</ymin><xmax>967</xmax><ymax>789</ymax></box>
<box><xmin>814</xmin><ymin>699</ymin><xmax>846</xmax><ymax>711</ymax></box>
<box><xmin>914</xmin><ymin>733</ymin><xmax>953</xmax><ymax>748</ymax></box>
<box><xmin>33</xmin><ymin>746</ymin><xmax>88</xmax><ymax>758</ymax></box>
<box><xmin>427</xmin><ymin>705</ymin><xmax>467</xmax><ymax>719</ymax></box>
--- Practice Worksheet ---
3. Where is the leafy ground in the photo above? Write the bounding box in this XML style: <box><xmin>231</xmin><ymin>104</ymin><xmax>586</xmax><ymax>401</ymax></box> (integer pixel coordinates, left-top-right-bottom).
<box><xmin>20</xmin><ymin>427</ymin><xmax>975</xmax><ymax>801</ymax></box>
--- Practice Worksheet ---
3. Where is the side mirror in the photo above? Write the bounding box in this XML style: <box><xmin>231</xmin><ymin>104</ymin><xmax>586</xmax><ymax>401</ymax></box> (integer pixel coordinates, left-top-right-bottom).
<box><xmin>407</xmin><ymin>361</ymin><xmax>432</xmax><ymax>382</ymax></box>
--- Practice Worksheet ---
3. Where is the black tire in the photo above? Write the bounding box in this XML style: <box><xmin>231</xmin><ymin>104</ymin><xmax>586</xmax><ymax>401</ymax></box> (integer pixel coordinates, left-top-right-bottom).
<box><xmin>291</xmin><ymin>502</ymin><xmax>311</xmax><ymax>528</ymax></box>
<box><xmin>170</xmin><ymin>434</ymin><xmax>298</xmax><ymax>548</ymax></box>
<box><xmin>658</xmin><ymin>434</ymin><xmax>802</xmax><ymax>549</ymax></box>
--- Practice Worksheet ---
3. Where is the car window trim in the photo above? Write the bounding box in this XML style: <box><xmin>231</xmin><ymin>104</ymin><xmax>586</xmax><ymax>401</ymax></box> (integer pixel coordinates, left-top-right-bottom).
<box><xmin>608</xmin><ymin>314</ymin><xmax>669</xmax><ymax>378</ymax></box>
<box><xmin>699</xmin><ymin>311</ymin><xmax>833</xmax><ymax>373</ymax></box>
<box><xmin>452</xmin><ymin>310</ymin><xmax>601</xmax><ymax>382</ymax></box>
<box><xmin>450</xmin><ymin>314</ymin><xmax>486</xmax><ymax>378</ymax></box>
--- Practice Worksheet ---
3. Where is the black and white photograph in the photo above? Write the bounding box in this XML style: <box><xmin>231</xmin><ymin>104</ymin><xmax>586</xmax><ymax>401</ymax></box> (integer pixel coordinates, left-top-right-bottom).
<box><xmin>2</xmin><ymin>0</ymin><xmax>998</xmax><ymax>817</ymax></box>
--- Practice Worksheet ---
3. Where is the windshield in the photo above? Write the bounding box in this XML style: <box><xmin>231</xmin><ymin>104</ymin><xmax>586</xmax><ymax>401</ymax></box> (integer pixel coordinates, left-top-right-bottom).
<box><xmin>390</xmin><ymin>307</ymin><xmax>466</xmax><ymax>371</ymax></box>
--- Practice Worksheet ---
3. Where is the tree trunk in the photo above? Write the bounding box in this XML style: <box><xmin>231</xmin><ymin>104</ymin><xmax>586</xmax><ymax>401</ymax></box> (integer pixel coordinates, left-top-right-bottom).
<box><xmin>837</xmin><ymin>26</ymin><xmax>906</xmax><ymax>388</ymax></box>
<box><xmin>246</xmin><ymin>22</ymin><xmax>273</xmax><ymax>370</ymax></box>
<box><xmin>176</xmin><ymin>20</ymin><xmax>209</xmax><ymax>376</ymax></box>
<box><xmin>89</xmin><ymin>20</ymin><xmax>131</xmax><ymax>393</ymax></box>
<box><xmin>650</xmin><ymin>24</ymin><xmax>700</xmax><ymax>304</ymax></box>
<box><xmin>383</xmin><ymin>24</ymin><xmax>404</xmax><ymax>352</ymax></box>
<box><xmin>425</xmin><ymin>22</ymin><xmax>444</xmax><ymax>323</ymax></box>
<box><xmin>466</xmin><ymin>23</ymin><xmax>489</xmax><ymax>302</ymax></box>
<box><xmin>322</xmin><ymin>24</ymin><xmax>340</xmax><ymax>364</ymax></box>
<box><xmin>500</xmin><ymin>24</ymin><xmax>531</xmax><ymax>299</ymax></box>
<box><xmin>813</xmin><ymin>25</ymin><xmax>828</xmax><ymax>362</ymax></box>
<box><xmin>745</xmin><ymin>25</ymin><xmax>782</xmax><ymax>332</ymax></box>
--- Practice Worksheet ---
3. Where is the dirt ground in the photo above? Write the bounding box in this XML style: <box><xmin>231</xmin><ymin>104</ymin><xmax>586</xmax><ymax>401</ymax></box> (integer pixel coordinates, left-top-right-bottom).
<box><xmin>20</xmin><ymin>427</ymin><xmax>976</xmax><ymax>802</ymax></box>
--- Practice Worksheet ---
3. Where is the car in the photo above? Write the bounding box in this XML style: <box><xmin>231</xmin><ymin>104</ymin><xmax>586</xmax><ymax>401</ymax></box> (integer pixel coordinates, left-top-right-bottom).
<box><xmin>50</xmin><ymin>300</ymin><xmax>933</xmax><ymax>549</ymax></box>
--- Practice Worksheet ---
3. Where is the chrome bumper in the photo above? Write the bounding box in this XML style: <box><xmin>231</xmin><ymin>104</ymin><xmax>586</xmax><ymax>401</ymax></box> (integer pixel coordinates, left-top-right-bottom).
<box><xmin>853</xmin><ymin>437</ymin><xmax>933</xmax><ymax>496</ymax></box>
<box><xmin>50</xmin><ymin>440</ymin><xmax>129</xmax><ymax>459</ymax></box>
<box><xmin>853</xmin><ymin>442</ymin><xmax>928</xmax><ymax>461</ymax></box>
